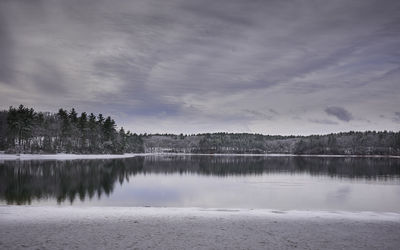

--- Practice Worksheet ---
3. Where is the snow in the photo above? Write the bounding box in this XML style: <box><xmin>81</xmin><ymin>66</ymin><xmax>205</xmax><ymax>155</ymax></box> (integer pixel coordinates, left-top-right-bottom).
<box><xmin>1</xmin><ymin>206</ymin><xmax>400</xmax><ymax>249</ymax></box>
<box><xmin>1</xmin><ymin>152</ymin><xmax>399</xmax><ymax>161</ymax></box>
<box><xmin>155</xmin><ymin>153</ymin><xmax>400</xmax><ymax>158</ymax></box>
<box><xmin>2</xmin><ymin>206</ymin><xmax>399</xmax><ymax>222</ymax></box>
<box><xmin>0</xmin><ymin>153</ymin><xmax>146</xmax><ymax>160</ymax></box>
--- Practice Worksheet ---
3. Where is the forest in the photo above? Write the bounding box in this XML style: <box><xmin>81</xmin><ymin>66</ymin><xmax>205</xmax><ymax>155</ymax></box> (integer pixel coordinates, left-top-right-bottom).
<box><xmin>0</xmin><ymin>105</ymin><xmax>399</xmax><ymax>155</ymax></box>
<box><xmin>0</xmin><ymin>105</ymin><xmax>143</xmax><ymax>154</ymax></box>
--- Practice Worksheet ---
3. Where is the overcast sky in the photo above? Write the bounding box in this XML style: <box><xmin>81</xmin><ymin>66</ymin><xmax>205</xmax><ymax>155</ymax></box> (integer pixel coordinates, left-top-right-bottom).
<box><xmin>0</xmin><ymin>0</ymin><xmax>399</xmax><ymax>135</ymax></box>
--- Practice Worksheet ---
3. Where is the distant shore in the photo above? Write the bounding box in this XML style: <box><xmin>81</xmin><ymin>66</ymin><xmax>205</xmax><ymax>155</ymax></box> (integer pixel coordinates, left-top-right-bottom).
<box><xmin>1</xmin><ymin>206</ymin><xmax>399</xmax><ymax>250</ymax></box>
<box><xmin>1</xmin><ymin>152</ymin><xmax>400</xmax><ymax>160</ymax></box>
<box><xmin>0</xmin><ymin>153</ymin><xmax>400</xmax><ymax>160</ymax></box>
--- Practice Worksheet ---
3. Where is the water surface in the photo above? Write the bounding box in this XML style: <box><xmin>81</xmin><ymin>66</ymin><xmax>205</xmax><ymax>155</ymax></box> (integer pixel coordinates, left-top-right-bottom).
<box><xmin>1</xmin><ymin>156</ymin><xmax>399</xmax><ymax>212</ymax></box>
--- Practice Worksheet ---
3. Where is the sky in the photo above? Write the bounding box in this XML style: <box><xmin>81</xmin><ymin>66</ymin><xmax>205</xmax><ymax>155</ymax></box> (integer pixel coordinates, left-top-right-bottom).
<box><xmin>0</xmin><ymin>0</ymin><xmax>399</xmax><ymax>135</ymax></box>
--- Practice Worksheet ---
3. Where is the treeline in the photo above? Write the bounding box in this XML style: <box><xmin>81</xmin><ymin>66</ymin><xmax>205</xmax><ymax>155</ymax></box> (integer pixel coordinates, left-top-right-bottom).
<box><xmin>143</xmin><ymin>132</ymin><xmax>400</xmax><ymax>155</ymax></box>
<box><xmin>292</xmin><ymin>132</ymin><xmax>400</xmax><ymax>155</ymax></box>
<box><xmin>0</xmin><ymin>105</ymin><xmax>399</xmax><ymax>155</ymax></box>
<box><xmin>0</xmin><ymin>105</ymin><xmax>143</xmax><ymax>154</ymax></box>
<box><xmin>195</xmin><ymin>133</ymin><xmax>297</xmax><ymax>154</ymax></box>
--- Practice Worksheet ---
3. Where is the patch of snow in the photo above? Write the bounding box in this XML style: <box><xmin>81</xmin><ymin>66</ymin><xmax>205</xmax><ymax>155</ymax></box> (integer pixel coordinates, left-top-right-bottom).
<box><xmin>1</xmin><ymin>152</ymin><xmax>399</xmax><ymax>161</ymax></box>
<box><xmin>1</xmin><ymin>206</ymin><xmax>399</xmax><ymax>222</ymax></box>
<box><xmin>0</xmin><ymin>153</ymin><xmax>147</xmax><ymax>160</ymax></box>
<box><xmin>1</xmin><ymin>206</ymin><xmax>399</xmax><ymax>250</ymax></box>
<box><xmin>144</xmin><ymin>152</ymin><xmax>400</xmax><ymax>158</ymax></box>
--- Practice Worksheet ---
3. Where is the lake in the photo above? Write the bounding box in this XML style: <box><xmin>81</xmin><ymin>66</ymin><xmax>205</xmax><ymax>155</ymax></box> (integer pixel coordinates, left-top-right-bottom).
<box><xmin>1</xmin><ymin>155</ymin><xmax>400</xmax><ymax>212</ymax></box>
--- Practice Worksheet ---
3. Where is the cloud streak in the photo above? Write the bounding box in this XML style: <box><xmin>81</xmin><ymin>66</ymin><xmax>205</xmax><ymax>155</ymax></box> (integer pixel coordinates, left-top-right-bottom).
<box><xmin>325</xmin><ymin>107</ymin><xmax>353</xmax><ymax>122</ymax></box>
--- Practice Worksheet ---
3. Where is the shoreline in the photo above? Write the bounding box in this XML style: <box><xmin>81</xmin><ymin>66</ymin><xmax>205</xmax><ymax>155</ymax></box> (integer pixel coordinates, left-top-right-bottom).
<box><xmin>0</xmin><ymin>152</ymin><xmax>399</xmax><ymax>160</ymax></box>
<box><xmin>1</xmin><ymin>206</ymin><xmax>399</xmax><ymax>249</ymax></box>
<box><xmin>0</xmin><ymin>153</ymin><xmax>146</xmax><ymax>160</ymax></box>
<box><xmin>146</xmin><ymin>152</ymin><xmax>400</xmax><ymax>159</ymax></box>
<box><xmin>2</xmin><ymin>206</ymin><xmax>400</xmax><ymax>221</ymax></box>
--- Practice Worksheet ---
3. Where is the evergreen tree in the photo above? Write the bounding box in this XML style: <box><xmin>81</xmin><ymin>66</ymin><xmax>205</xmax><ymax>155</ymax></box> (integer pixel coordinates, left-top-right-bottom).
<box><xmin>7</xmin><ymin>105</ymin><xmax>35</xmax><ymax>152</ymax></box>
<box><xmin>69</xmin><ymin>108</ymin><xmax>78</xmax><ymax>124</ymax></box>
<box><xmin>78</xmin><ymin>112</ymin><xmax>88</xmax><ymax>149</ymax></box>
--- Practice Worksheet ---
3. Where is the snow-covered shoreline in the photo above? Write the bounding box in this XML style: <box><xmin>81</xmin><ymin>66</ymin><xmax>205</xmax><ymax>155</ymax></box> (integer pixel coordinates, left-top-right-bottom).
<box><xmin>149</xmin><ymin>152</ymin><xmax>400</xmax><ymax>158</ymax></box>
<box><xmin>1</xmin><ymin>206</ymin><xmax>399</xmax><ymax>249</ymax></box>
<box><xmin>0</xmin><ymin>152</ymin><xmax>399</xmax><ymax>160</ymax></box>
<box><xmin>0</xmin><ymin>153</ymin><xmax>146</xmax><ymax>160</ymax></box>
<box><xmin>2</xmin><ymin>206</ymin><xmax>400</xmax><ymax>222</ymax></box>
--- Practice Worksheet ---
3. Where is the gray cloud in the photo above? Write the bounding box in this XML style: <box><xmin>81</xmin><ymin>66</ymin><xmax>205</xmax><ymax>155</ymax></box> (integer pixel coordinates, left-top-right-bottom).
<box><xmin>0</xmin><ymin>0</ymin><xmax>399</xmax><ymax>134</ymax></box>
<box><xmin>309</xmin><ymin>119</ymin><xmax>339</xmax><ymax>125</ymax></box>
<box><xmin>242</xmin><ymin>109</ymin><xmax>274</xmax><ymax>121</ymax></box>
<box><xmin>325</xmin><ymin>107</ymin><xmax>353</xmax><ymax>122</ymax></box>
<box><xmin>0</xmin><ymin>3</ymin><xmax>15</xmax><ymax>84</ymax></box>
<box><xmin>393</xmin><ymin>112</ymin><xmax>400</xmax><ymax>123</ymax></box>
<box><xmin>31</xmin><ymin>61</ymin><xmax>68</xmax><ymax>94</ymax></box>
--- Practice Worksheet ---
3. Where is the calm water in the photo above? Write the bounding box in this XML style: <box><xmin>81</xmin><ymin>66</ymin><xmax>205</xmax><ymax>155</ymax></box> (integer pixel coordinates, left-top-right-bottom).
<box><xmin>1</xmin><ymin>156</ymin><xmax>400</xmax><ymax>212</ymax></box>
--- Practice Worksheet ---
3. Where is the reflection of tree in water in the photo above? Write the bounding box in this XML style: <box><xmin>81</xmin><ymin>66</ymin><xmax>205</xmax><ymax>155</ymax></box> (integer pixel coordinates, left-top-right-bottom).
<box><xmin>291</xmin><ymin>157</ymin><xmax>400</xmax><ymax>180</ymax></box>
<box><xmin>144</xmin><ymin>156</ymin><xmax>400</xmax><ymax>179</ymax></box>
<box><xmin>0</xmin><ymin>156</ymin><xmax>399</xmax><ymax>205</ymax></box>
<box><xmin>0</xmin><ymin>158</ymin><xmax>144</xmax><ymax>205</ymax></box>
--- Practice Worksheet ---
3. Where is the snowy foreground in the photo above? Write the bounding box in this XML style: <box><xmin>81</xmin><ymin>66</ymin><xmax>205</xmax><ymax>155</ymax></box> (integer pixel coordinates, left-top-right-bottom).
<box><xmin>1</xmin><ymin>206</ymin><xmax>399</xmax><ymax>250</ymax></box>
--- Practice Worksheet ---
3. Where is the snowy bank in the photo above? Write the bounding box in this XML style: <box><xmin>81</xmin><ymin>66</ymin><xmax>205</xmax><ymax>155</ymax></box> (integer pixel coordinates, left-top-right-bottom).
<box><xmin>0</xmin><ymin>153</ymin><xmax>146</xmax><ymax>160</ymax></box>
<box><xmin>1</xmin><ymin>152</ymin><xmax>399</xmax><ymax>161</ymax></box>
<box><xmin>1</xmin><ymin>206</ymin><xmax>399</xmax><ymax>249</ymax></box>
<box><xmin>150</xmin><ymin>152</ymin><xmax>400</xmax><ymax>158</ymax></box>
<box><xmin>2</xmin><ymin>206</ymin><xmax>400</xmax><ymax>222</ymax></box>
